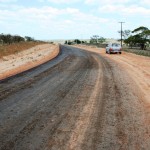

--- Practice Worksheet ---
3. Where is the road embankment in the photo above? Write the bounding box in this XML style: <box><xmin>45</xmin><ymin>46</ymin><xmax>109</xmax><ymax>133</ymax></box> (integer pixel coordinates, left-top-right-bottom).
<box><xmin>0</xmin><ymin>44</ymin><xmax>60</xmax><ymax>80</ymax></box>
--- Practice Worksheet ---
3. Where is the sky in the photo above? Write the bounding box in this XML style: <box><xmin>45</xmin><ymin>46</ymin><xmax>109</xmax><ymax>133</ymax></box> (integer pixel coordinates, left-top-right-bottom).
<box><xmin>0</xmin><ymin>0</ymin><xmax>150</xmax><ymax>40</ymax></box>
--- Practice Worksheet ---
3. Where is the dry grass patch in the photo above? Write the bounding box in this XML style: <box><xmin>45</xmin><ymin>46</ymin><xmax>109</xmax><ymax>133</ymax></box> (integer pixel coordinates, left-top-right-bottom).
<box><xmin>123</xmin><ymin>48</ymin><xmax>150</xmax><ymax>57</ymax></box>
<box><xmin>0</xmin><ymin>42</ymin><xmax>47</xmax><ymax>58</ymax></box>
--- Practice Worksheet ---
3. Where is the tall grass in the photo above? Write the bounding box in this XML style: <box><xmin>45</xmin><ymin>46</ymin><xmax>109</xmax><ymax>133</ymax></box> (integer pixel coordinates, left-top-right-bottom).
<box><xmin>123</xmin><ymin>48</ymin><xmax>150</xmax><ymax>57</ymax></box>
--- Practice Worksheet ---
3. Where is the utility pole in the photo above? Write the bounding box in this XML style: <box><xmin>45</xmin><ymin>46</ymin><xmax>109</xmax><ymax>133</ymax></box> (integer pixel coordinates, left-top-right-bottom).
<box><xmin>119</xmin><ymin>22</ymin><xmax>125</xmax><ymax>47</ymax></box>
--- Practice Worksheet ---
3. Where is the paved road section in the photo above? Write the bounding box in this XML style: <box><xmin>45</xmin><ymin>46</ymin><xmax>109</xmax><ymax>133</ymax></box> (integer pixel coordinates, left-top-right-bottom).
<box><xmin>0</xmin><ymin>45</ymin><xmax>150</xmax><ymax>150</ymax></box>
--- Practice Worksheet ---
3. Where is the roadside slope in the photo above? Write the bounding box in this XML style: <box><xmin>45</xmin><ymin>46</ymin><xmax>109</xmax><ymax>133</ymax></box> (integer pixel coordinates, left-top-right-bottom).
<box><xmin>0</xmin><ymin>44</ymin><xmax>59</xmax><ymax>80</ymax></box>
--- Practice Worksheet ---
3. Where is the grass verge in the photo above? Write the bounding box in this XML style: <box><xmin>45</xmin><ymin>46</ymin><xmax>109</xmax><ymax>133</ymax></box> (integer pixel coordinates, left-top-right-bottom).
<box><xmin>123</xmin><ymin>48</ymin><xmax>150</xmax><ymax>57</ymax></box>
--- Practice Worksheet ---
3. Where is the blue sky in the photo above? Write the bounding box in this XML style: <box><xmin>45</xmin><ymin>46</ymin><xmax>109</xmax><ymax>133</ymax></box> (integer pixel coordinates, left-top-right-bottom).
<box><xmin>0</xmin><ymin>0</ymin><xmax>150</xmax><ymax>40</ymax></box>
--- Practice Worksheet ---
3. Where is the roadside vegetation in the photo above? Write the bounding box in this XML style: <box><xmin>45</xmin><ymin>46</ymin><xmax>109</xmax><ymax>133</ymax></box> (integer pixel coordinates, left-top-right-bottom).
<box><xmin>119</xmin><ymin>26</ymin><xmax>150</xmax><ymax>50</ymax></box>
<box><xmin>64</xmin><ymin>39</ymin><xmax>87</xmax><ymax>45</ymax></box>
<box><xmin>65</xmin><ymin>26</ymin><xmax>150</xmax><ymax>57</ymax></box>
<box><xmin>122</xmin><ymin>48</ymin><xmax>150</xmax><ymax>57</ymax></box>
<box><xmin>89</xmin><ymin>35</ymin><xmax>106</xmax><ymax>44</ymax></box>
<box><xmin>119</xmin><ymin>26</ymin><xmax>150</xmax><ymax>57</ymax></box>
<box><xmin>0</xmin><ymin>33</ymin><xmax>46</xmax><ymax>58</ymax></box>
<box><xmin>64</xmin><ymin>35</ymin><xmax>106</xmax><ymax>47</ymax></box>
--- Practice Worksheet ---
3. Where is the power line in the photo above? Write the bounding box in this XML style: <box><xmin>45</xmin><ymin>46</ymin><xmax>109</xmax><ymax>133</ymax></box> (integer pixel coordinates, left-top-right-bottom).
<box><xmin>119</xmin><ymin>22</ymin><xmax>125</xmax><ymax>47</ymax></box>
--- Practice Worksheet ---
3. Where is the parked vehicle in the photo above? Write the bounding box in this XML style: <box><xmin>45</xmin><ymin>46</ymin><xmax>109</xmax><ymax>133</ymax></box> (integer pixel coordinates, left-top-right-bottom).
<box><xmin>106</xmin><ymin>43</ymin><xmax>122</xmax><ymax>54</ymax></box>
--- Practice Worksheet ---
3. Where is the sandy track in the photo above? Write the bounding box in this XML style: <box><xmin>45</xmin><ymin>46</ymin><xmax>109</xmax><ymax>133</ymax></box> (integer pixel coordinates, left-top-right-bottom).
<box><xmin>0</xmin><ymin>45</ymin><xmax>150</xmax><ymax>150</ymax></box>
<box><xmin>0</xmin><ymin>44</ymin><xmax>59</xmax><ymax>80</ymax></box>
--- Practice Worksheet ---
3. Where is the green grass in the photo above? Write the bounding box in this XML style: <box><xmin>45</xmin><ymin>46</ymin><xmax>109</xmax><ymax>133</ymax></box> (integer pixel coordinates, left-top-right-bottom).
<box><xmin>123</xmin><ymin>48</ymin><xmax>150</xmax><ymax>57</ymax></box>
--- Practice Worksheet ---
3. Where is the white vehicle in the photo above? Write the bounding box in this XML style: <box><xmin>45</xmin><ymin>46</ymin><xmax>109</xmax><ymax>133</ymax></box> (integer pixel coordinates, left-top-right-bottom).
<box><xmin>106</xmin><ymin>43</ymin><xmax>122</xmax><ymax>54</ymax></box>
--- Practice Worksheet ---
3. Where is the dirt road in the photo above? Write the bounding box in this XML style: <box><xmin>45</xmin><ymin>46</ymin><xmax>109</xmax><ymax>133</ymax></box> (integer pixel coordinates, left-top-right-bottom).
<box><xmin>0</xmin><ymin>45</ymin><xmax>150</xmax><ymax>150</ymax></box>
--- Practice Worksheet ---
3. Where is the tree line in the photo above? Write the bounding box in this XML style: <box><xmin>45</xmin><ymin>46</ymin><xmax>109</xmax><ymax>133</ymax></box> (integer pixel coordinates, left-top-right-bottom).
<box><xmin>65</xmin><ymin>39</ymin><xmax>86</xmax><ymax>45</ymax></box>
<box><xmin>65</xmin><ymin>36</ymin><xmax>106</xmax><ymax>45</ymax></box>
<box><xmin>90</xmin><ymin>35</ymin><xmax>106</xmax><ymax>44</ymax></box>
<box><xmin>0</xmin><ymin>33</ymin><xmax>36</xmax><ymax>45</ymax></box>
<box><xmin>119</xmin><ymin>26</ymin><xmax>150</xmax><ymax>50</ymax></box>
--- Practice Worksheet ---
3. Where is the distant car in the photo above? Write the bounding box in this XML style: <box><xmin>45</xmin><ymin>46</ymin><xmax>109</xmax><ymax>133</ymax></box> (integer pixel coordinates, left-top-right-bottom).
<box><xmin>106</xmin><ymin>43</ymin><xmax>122</xmax><ymax>54</ymax></box>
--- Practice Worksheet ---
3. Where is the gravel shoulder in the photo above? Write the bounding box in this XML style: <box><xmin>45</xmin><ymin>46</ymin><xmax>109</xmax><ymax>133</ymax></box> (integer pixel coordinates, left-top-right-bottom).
<box><xmin>0</xmin><ymin>45</ymin><xmax>150</xmax><ymax>150</ymax></box>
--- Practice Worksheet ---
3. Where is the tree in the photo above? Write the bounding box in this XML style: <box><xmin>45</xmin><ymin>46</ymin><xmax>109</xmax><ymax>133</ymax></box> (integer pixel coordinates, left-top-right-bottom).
<box><xmin>0</xmin><ymin>34</ymin><xmax>15</xmax><ymax>44</ymax></box>
<box><xmin>74</xmin><ymin>39</ymin><xmax>81</xmax><ymax>44</ymax></box>
<box><xmin>13</xmin><ymin>35</ymin><xmax>25</xmax><ymax>43</ymax></box>
<box><xmin>133</xmin><ymin>26</ymin><xmax>150</xmax><ymax>49</ymax></box>
<box><xmin>132</xmin><ymin>26</ymin><xmax>148</xmax><ymax>33</ymax></box>
<box><xmin>124</xmin><ymin>26</ymin><xmax>150</xmax><ymax>49</ymax></box>
<box><xmin>90</xmin><ymin>35</ymin><xmax>106</xmax><ymax>44</ymax></box>
<box><xmin>124</xmin><ymin>35</ymin><xmax>138</xmax><ymax>48</ymax></box>
<box><xmin>118</xmin><ymin>30</ymin><xmax>131</xmax><ymax>40</ymax></box>
<box><xmin>25</xmin><ymin>36</ymin><xmax>34</xmax><ymax>42</ymax></box>
<box><xmin>67</xmin><ymin>41</ymin><xmax>72</xmax><ymax>45</ymax></box>
<box><xmin>90</xmin><ymin>35</ymin><xmax>99</xmax><ymax>44</ymax></box>
<box><xmin>98</xmin><ymin>37</ymin><xmax>106</xmax><ymax>44</ymax></box>
<box><xmin>64</xmin><ymin>40</ymin><xmax>68</xmax><ymax>44</ymax></box>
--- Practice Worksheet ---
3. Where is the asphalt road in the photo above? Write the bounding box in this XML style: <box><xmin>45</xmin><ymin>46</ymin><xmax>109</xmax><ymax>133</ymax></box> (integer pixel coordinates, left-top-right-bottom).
<box><xmin>0</xmin><ymin>45</ymin><xmax>150</xmax><ymax>150</ymax></box>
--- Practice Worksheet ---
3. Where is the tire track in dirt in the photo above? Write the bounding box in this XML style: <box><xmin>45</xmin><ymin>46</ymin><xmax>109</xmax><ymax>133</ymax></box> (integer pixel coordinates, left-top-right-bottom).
<box><xmin>90</xmin><ymin>53</ymin><xmax>150</xmax><ymax>149</ymax></box>
<box><xmin>80</xmin><ymin>55</ymin><xmax>121</xmax><ymax>150</ymax></box>
<box><xmin>72</xmin><ymin>47</ymin><xmax>150</xmax><ymax>150</ymax></box>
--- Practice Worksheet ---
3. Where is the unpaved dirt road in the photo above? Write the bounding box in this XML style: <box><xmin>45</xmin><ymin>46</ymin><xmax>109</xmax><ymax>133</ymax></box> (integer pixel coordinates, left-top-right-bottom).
<box><xmin>0</xmin><ymin>45</ymin><xmax>150</xmax><ymax>150</ymax></box>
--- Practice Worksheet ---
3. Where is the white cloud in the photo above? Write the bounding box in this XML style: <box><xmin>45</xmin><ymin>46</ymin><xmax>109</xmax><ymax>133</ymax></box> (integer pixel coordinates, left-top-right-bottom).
<box><xmin>85</xmin><ymin>0</ymin><xmax>130</xmax><ymax>5</ymax></box>
<box><xmin>140</xmin><ymin>0</ymin><xmax>150</xmax><ymax>5</ymax></box>
<box><xmin>41</xmin><ymin>0</ymin><xmax>81</xmax><ymax>4</ymax></box>
<box><xmin>0</xmin><ymin>0</ymin><xmax>17</xmax><ymax>2</ymax></box>
<box><xmin>99</xmin><ymin>5</ymin><xmax>150</xmax><ymax>16</ymax></box>
<box><xmin>0</xmin><ymin>5</ymin><xmax>108</xmax><ymax>25</ymax></box>
<box><xmin>0</xmin><ymin>4</ymin><xmax>111</xmax><ymax>38</ymax></box>
<box><xmin>0</xmin><ymin>0</ymin><xmax>149</xmax><ymax>39</ymax></box>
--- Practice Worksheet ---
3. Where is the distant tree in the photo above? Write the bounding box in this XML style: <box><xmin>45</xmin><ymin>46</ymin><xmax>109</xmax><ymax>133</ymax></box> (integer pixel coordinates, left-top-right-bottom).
<box><xmin>90</xmin><ymin>35</ymin><xmax>99</xmax><ymax>44</ymax></box>
<box><xmin>25</xmin><ymin>36</ymin><xmax>34</xmax><ymax>42</ymax></box>
<box><xmin>6</xmin><ymin>34</ymin><xmax>13</xmax><ymax>44</ymax></box>
<box><xmin>0</xmin><ymin>34</ymin><xmax>39</xmax><ymax>45</ymax></box>
<box><xmin>74</xmin><ymin>39</ymin><xmax>81</xmax><ymax>44</ymax></box>
<box><xmin>98</xmin><ymin>37</ymin><xmax>106</xmax><ymax>44</ymax></box>
<box><xmin>90</xmin><ymin>35</ymin><xmax>106</xmax><ymax>44</ymax></box>
<box><xmin>0</xmin><ymin>34</ymin><xmax>7</xmax><ymax>44</ymax></box>
<box><xmin>49</xmin><ymin>42</ymin><xmax>54</xmax><ymax>44</ymax></box>
<box><xmin>64</xmin><ymin>40</ymin><xmax>68</xmax><ymax>44</ymax></box>
<box><xmin>0</xmin><ymin>34</ymin><xmax>24</xmax><ymax>44</ymax></box>
<box><xmin>118</xmin><ymin>30</ymin><xmax>131</xmax><ymax>40</ymax></box>
<box><xmin>67</xmin><ymin>41</ymin><xmax>72</xmax><ymax>45</ymax></box>
<box><xmin>13</xmin><ymin>35</ymin><xmax>25</xmax><ymax>43</ymax></box>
